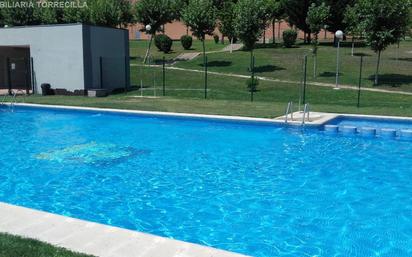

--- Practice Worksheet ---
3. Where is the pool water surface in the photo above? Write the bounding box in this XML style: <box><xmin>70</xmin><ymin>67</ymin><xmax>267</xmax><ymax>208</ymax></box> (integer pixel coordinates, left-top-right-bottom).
<box><xmin>0</xmin><ymin>106</ymin><xmax>412</xmax><ymax>257</ymax></box>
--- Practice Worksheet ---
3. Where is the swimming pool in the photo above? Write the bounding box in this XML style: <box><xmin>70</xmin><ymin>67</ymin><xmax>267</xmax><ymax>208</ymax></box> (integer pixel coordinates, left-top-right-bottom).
<box><xmin>1</xmin><ymin>106</ymin><xmax>412</xmax><ymax>257</ymax></box>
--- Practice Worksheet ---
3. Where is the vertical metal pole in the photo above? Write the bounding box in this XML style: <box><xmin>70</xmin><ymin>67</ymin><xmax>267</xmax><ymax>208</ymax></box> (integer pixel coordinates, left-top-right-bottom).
<box><xmin>6</xmin><ymin>57</ymin><xmax>12</xmax><ymax>95</ymax></box>
<box><xmin>124</xmin><ymin>56</ymin><xmax>128</xmax><ymax>94</ymax></box>
<box><xmin>335</xmin><ymin>40</ymin><xmax>341</xmax><ymax>89</ymax></box>
<box><xmin>99</xmin><ymin>56</ymin><xmax>103</xmax><ymax>89</ymax></box>
<box><xmin>152</xmin><ymin>55</ymin><xmax>156</xmax><ymax>97</ymax></box>
<box><xmin>357</xmin><ymin>55</ymin><xmax>363</xmax><ymax>108</ymax></box>
<box><xmin>30</xmin><ymin>57</ymin><xmax>34</xmax><ymax>94</ymax></box>
<box><xmin>251</xmin><ymin>55</ymin><xmax>255</xmax><ymax>102</ymax></box>
<box><xmin>140</xmin><ymin>56</ymin><xmax>143</xmax><ymax>97</ymax></box>
<box><xmin>162</xmin><ymin>56</ymin><xmax>166</xmax><ymax>96</ymax></box>
<box><xmin>302</xmin><ymin>55</ymin><xmax>308</xmax><ymax>105</ymax></box>
<box><xmin>204</xmin><ymin>55</ymin><xmax>208</xmax><ymax>99</ymax></box>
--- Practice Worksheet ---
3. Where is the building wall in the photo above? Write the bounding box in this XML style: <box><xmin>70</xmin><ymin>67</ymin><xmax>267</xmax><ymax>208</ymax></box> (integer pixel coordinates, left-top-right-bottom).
<box><xmin>83</xmin><ymin>25</ymin><xmax>130</xmax><ymax>91</ymax></box>
<box><xmin>0</xmin><ymin>24</ymin><xmax>85</xmax><ymax>93</ymax></box>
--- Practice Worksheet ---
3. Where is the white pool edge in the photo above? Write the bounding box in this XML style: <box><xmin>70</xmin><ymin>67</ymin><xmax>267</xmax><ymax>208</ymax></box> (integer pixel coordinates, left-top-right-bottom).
<box><xmin>0</xmin><ymin>202</ymin><xmax>249</xmax><ymax>257</ymax></box>
<box><xmin>10</xmin><ymin>102</ymin><xmax>412</xmax><ymax>126</ymax></box>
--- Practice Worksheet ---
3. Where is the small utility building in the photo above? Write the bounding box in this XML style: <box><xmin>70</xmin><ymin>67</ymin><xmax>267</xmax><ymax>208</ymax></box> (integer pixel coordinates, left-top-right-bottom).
<box><xmin>0</xmin><ymin>23</ymin><xmax>130</xmax><ymax>95</ymax></box>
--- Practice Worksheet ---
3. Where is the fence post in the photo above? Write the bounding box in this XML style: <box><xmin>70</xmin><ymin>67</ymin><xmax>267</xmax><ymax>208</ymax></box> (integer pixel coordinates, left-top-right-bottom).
<box><xmin>124</xmin><ymin>56</ymin><xmax>128</xmax><ymax>94</ymax></box>
<box><xmin>357</xmin><ymin>55</ymin><xmax>364</xmax><ymax>108</ymax></box>
<box><xmin>6</xmin><ymin>57</ymin><xmax>11</xmax><ymax>95</ymax></box>
<box><xmin>99</xmin><ymin>56</ymin><xmax>103</xmax><ymax>89</ymax></box>
<box><xmin>302</xmin><ymin>55</ymin><xmax>308</xmax><ymax>105</ymax></box>
<box><xmin>162</xmin><ymin>56</ymin><xmax>166</xmax><ymax>96</ymax></box>
<box><xmin>251</xmin><ymin>55</ymin><xmax>255</xmax><ymax>102</ymax></box>
<box><xmin>204</xmin><ymin>55</ymin><xmax>208</xmax><ymax>99</ymax></box>
<box><xmin>30</xmin><ymin>57</ymin><xmax>35</xmax><ymax>94</ymax></box>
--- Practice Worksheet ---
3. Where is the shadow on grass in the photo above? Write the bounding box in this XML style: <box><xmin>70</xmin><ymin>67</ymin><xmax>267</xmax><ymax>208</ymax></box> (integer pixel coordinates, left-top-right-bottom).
<box><xmin>200</xmin><ymin>61</ymin><xmax>232</xmax><ymax>67</ymax></box>
<box><xmin>253</xmin><ymin>65</ymin><xmax>285</xmax><ymax>73</ymax></box>
<box><xmin>389</xmin><ymin>57</ymin><xmax>412</xmax><ymax>62</ymax></box>
<box><xmin>319</xmin><ymin>71</ymin><xmax>342</xmax><ymax>77</ymax></box>
<box><xmin>353</xmin><ymin>52</ymin><xmax>372</xmax><ymax>57</ymax></box>
<box><xmin>368</xmin><ymin>74</ymin><xmax>412</xmax><ymax>87</ymax></box>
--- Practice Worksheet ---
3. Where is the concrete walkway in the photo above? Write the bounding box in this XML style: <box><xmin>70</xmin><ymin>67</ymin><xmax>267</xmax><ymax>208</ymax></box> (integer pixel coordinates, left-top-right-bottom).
<box><xmin>173</xmin><ymin>44</ymin><xmax>244</xmax><ymax>62</ymax></box>
<box><xmin>0</xmin><ymin>202</ymin><xmax>248</xmax><ymax>257</ymax></box>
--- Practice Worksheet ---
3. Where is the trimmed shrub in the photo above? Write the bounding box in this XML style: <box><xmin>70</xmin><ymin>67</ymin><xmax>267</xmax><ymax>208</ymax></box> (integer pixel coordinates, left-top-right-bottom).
<box><xmin>180</xmin><ymin>35</ymin><xmax>193</xmax><ymax>50</ymax></box>
<box><xmin>154</xmin><ymin>34</ymin><xmax>173</xmax><ymax>53</ymax></box>
<box><xmin>283</xmin><ymin>29</ymin><xmax>298</xmax><ymax>48</ymax></box>
<box><xmin>213</xmin><ymin>34</ymin><xmax>219</xmax><ymax>44</ymax></box>
<box><xmin>246</xmin><ymin>78</ymin><xmax>259</xmax><ymax>92</ymax></box>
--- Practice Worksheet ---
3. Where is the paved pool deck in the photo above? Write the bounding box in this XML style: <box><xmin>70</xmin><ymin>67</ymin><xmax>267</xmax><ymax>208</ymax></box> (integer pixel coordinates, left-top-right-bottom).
<box><xmin>0</xmin><ymin>203</ymin><xmax>248</xmax><ymax>257</ymax></box>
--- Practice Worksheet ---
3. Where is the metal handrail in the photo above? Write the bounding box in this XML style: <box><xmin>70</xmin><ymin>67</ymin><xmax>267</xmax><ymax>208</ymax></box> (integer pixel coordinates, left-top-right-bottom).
<box><xmin>1</xmin><ymin>91</ymin><xmax>18</xmax><ymax>112</ymax></box>
<box><xmin>302</xmin><ymin>103</ymin><xmax>310</xmax><ymax>125</ymax></box>
<box><xmin>284</xmin><ymin>101</ymin><xmax>294</xmax><ymax>123</ymax></box>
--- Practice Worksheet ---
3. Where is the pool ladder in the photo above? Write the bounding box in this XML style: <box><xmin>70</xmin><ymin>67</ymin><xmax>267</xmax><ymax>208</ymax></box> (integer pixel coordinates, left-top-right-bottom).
<box><xmin>284</xmin><ymin>102</ymin><xmax>310</xmax><ymax>125</ymax></box>
<box><xmin>301</xmin><ymin>103</ymin><xmax>310</xmax><ymax>125</ymax></box>
<box><xmin>284</xmin><ymin>102</ymin><xmax>294</xmax><ymax>123</ymax></box>
<box><xmin>0</xmin><ymin>91</ymin><xmax>21</xmax><ymax>112</ymax></box>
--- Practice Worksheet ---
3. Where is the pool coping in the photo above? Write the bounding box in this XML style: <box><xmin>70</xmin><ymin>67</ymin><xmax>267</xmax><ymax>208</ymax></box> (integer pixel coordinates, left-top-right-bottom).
<box><xmin>0</xmin><ymin>202</ymin><xmax>249</xmax><ymax>257</ymax></box>
<box><xmin>8</xmin><ymin>102</ymin><xmax>412</xmax><ymax>126</ymax></box>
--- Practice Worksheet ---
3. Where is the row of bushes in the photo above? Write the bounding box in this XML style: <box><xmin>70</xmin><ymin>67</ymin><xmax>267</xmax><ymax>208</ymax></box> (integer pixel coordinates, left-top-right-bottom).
<box><xmin>153</xmin><ymin>29</ymin><xmax>298</xmax><ymax>53</ymax></box>
<box><xmin>154</xmin><ymin>34</ymin><xmax>193</xmax><ymax>53</ymax></box>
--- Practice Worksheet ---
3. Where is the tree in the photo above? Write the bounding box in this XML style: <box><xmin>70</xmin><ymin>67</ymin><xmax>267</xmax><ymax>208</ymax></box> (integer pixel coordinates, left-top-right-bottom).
<box><xmin>135</xmin><ymin>0</ymin><xmax>180</xmax><ymax>63</ymax></box>
<box><xmin>62</xmin><ymin>0</ymin><xmax>91</xmax><ymax>24</ymax></box>
<box><xmin>89</xmin><ymin>0</ymin><xmax>126</xmax><ymax>27</ymax></box>
<box><xmin>234</xmin><ymin>0</ymin><xmax>267</xmax><ymax>69</ymax></box>
<box><xmin>264</xmin><ymin>0</ymin><xmax>284</xmax><ymax>44</ymax></box>
<box><xmin>343</xmin><ymin>5</ymin><xmax>364</xmax><ymax>56</ymax></box>
<box><xmin>218</xmin><ymin>1</ymin><xmax>237</xmax><ymax>51</ymax></box>
<box><xmin>282</xmin><ymin>0</ymin><xmax>316</xmax><ymax>43</ymax></box>
<box><xmin>182</xmin><ymin>0</ymin><xmax>217</xmax><ymax>59</ymax></box>
<box><xmin>3</xmin><ymin>0</ymin><xmax>42</xmax><ymax>26</ymax></box>
<box><xmin>323</xmin><ymin>0</ymin><xmax>355</xmax><ymax>41</ymax></box>
<box><xmin>351</xmin><ymin>0</ymin><xmax>411</xmax><ymax>85</ymax></box>
<box><xmin>306</xmin><ymin>2</ymin><xmax>330</xmax><ymax>77</ymax></box>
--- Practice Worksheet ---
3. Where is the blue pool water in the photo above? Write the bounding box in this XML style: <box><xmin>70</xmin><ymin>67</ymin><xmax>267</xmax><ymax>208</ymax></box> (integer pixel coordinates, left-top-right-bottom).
<box><xmin>1</xmin><ymin>106</ymin><xmax>412</xmax><ymax>257</ymax></box>
<box><xmin>328</xmin><ymin>116</ymin><xmax>412</xmax><ymax>131</ymax></box>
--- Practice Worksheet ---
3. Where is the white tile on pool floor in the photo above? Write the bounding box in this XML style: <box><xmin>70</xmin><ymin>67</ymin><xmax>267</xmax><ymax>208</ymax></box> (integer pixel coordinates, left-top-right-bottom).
<box><xmin>0</xmin><ymin>202</ymin><xmax>249</xmax><ymax>257</ymax></box>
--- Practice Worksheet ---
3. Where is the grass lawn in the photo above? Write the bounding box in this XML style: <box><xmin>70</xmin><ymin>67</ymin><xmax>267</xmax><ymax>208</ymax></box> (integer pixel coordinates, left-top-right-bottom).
<box><xmin>172</xmin><ymin>39</ymin><xmax>412</xmax><ymax>92</ymax></box>
<box><xmin>130</xmin><ymin>39</ymin><xmax>227</xmax><ymax>62</ymax></box>
<box><xmin>0</xmin><ymin>233</ymin><xmax>93</xmax><ymax>257</ymax></box>
<box><xmin>20</xmin><ymin>68</ymin><xmax>412</xmax><ymax>118</ymax></box>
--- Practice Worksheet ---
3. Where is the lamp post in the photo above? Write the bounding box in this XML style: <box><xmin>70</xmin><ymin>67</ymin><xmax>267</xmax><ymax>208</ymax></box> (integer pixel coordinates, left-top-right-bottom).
<box><xmin>143</xmin><ymin>24</ymin><xmax>152</xmax><ymax>64</ymax></box>
<box><xmin>334</xmin><ymin>30</ymin><xmax>344</xmax><ymax>90</ymax></box>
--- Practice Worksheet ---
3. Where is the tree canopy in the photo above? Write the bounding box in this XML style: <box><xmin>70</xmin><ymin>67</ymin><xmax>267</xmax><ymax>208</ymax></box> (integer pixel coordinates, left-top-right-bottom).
<box><xmin>234</xmin><ymin>0</ymin><xmax>267</xmax><ymax>50</ymax></box>
<box><xmin>135</xmin><ymin>0</ymin><xmax>180</xmax><ymax>33</ymax></box>
<box><xmin>349</xmin><ymin>0</ymin><xmax>411</xmax><ymax>85</ymax></box>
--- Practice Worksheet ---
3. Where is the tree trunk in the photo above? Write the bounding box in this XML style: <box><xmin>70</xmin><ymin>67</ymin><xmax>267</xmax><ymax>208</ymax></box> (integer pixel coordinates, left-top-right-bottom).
<box><xmin>374</xmin><ymin>50</ymin><xmax>381</xmax><ymax>86</ymax></box>
<box><xmin>278</xmin><ymin>21</ymin><xmax>281</xmax><ymax>39</ymax></box>
<box><xmin>313</xmin><ymin>34</ymin><xmax>318</xmax><ymax>78</ymax></box>
<box><xmin>230</xmin><ymin>37</ymin><xmax>233</xmax><ymax>53</ymax></box>
<box><xmin>313</xmin><ymin>54</ymin><xmax>317</xmax><ymax>78</ymax></box>
<box><xmin>351</xmin><ymin>37</ymin><xmax>355</xmax><ymax>56</ymax></box>
<box><xmin>307</xmin><ymin>33</ymin><xmax>311</xmax><ymax>44</ymax></box>
<box><xmin>263</xmin><ymin>29</ymin><xmax>266</xmax><ymax>45</ymax></box>
<box><xmin>303</xmin><ymin>32</ymin><xmax>306</xmax><ymax>43</ymax></box>
<box><xmin>272</xmin><ymin>20</ymin><xmax>275</xmax><ymax>44</ymax></box>
<box><xmin>202</xmin><ymin>39</ymin><xmax>206</xmax><ymax>62</ymax></box>
<box><xmin>250</xmin><ymin>49</ymin><xmax>254</xmax><ymax>72</ymax></box>
<box><xmin>143</xmin><ymin>34</ymin><xmax>154</xmax><ymax>64</ymax></box>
